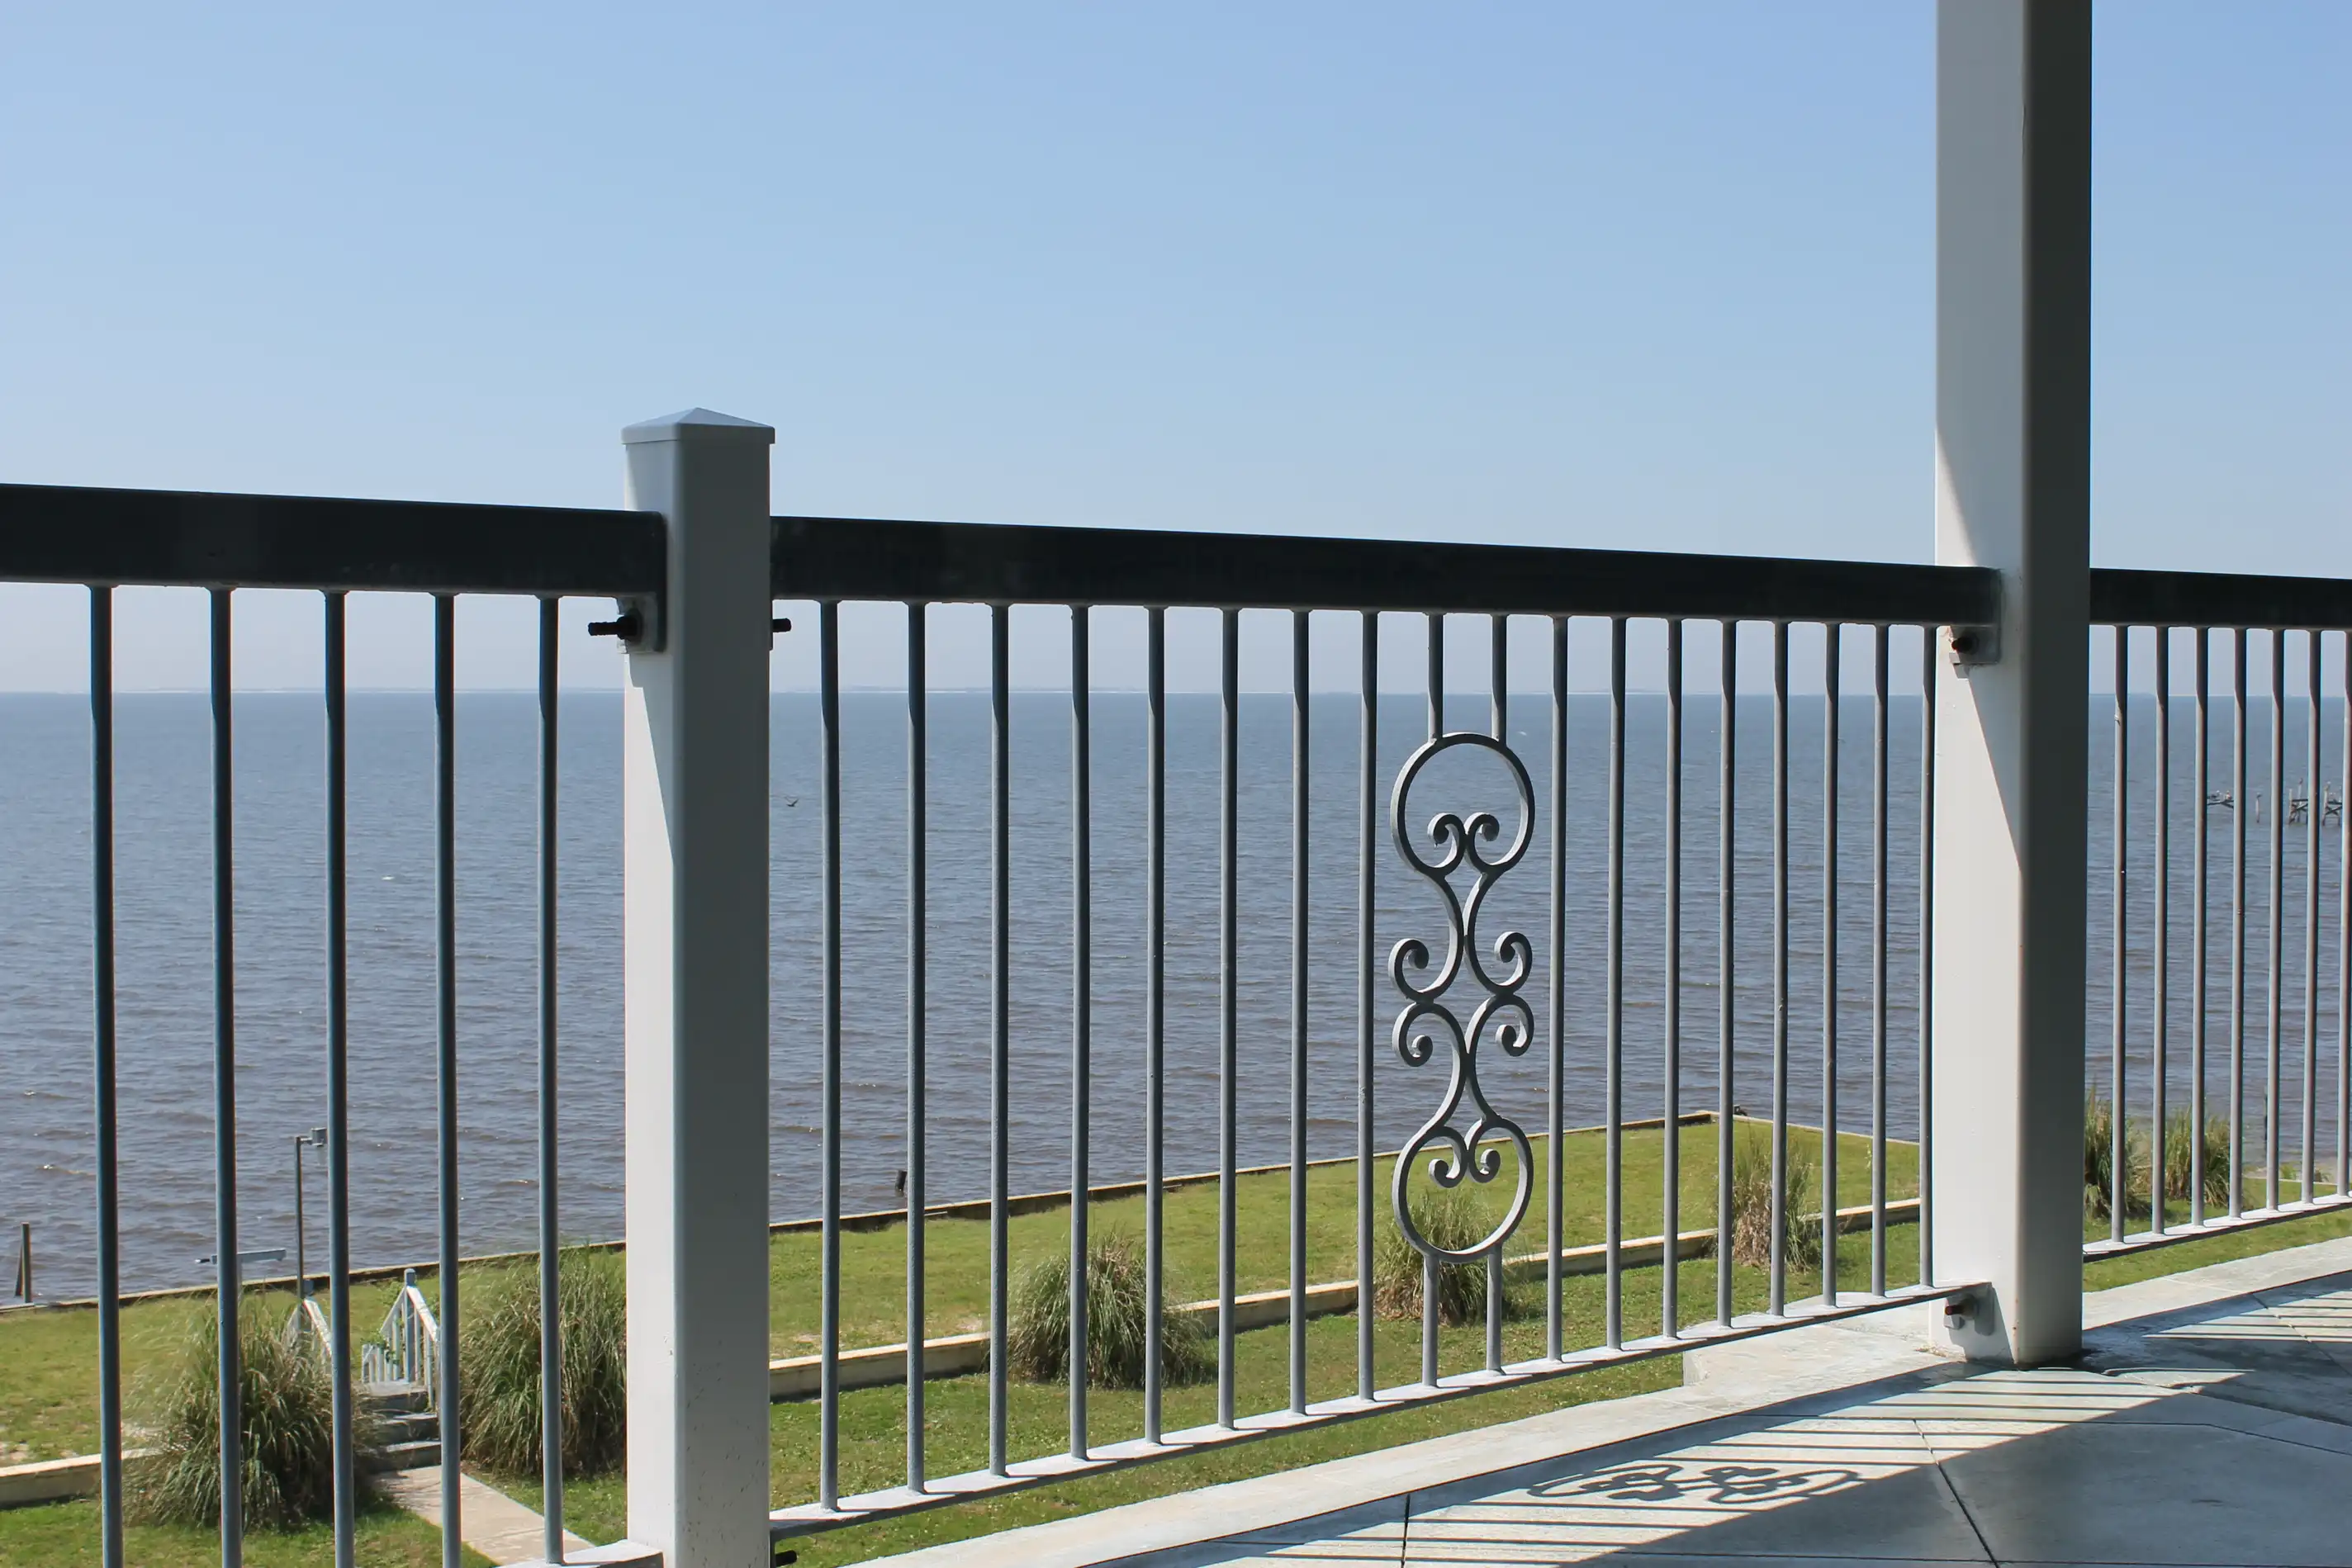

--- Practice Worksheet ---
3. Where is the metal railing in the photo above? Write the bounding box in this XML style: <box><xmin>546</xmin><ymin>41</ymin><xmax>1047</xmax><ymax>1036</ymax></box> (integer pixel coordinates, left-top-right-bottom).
<box><xmin>764</xmin><ymin>515</ymin><xmax>1996</xmax><ymax>1533</ymax></box>
<box><xmin>0</xmin><ymin>481</ymin><xmax>633</xmax><ymax>1568</ymax></box>
<box><xmin>2085</xmin><ymin>571</ymin><xmax>2352</xmax><ymax>1260</ymax></box>
<box><xmin>358</xmin><ymin>1269</ymin><xmax>443</xmax><ymax>1400</ymax></box>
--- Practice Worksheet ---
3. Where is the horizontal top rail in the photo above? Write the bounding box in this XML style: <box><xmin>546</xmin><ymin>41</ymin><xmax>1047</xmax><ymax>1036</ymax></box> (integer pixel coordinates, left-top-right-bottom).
<box><xmin>0</xmin><ymin>483</ymin><xmax>663</xmax><ymax>595</ymax></box>
<box><xmin>773</xmin><ymin>514</ymin><xmax>2002</xmax><ymax>623</ymax></box>
<box><xmin>2090</xmin><ymin>566</ymin><xmax>2352</xmax><ymax>630</ymax></box>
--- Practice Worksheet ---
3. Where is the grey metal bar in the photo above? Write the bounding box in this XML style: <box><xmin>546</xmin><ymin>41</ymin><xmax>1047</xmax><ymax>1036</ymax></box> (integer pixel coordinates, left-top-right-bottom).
<box><xmin>2092</xmin><ymin>566</ymin><xmax>2352</xmax><ymax>634</ymax></box>
<box><xmin>1918</xmin><ymin>630</ymin><xmax>1935</xmax><ymax>1286</ymax></box>
<box><xmin>2341</xmin><ymin>631</ymin><xmax>2350</xmax><ymax>1201</ymax></box>
<box><xmin>2113</xmin><ymin>628</ymin><xmax>2128</xmax><ymax>1243</ymax></box>
<box><xmin>1718</xmin><ymin>620</ymin><xmax>1738</xmax><ymax>1324</ymax></box>
<box><xmin>324</xmin><ymin>592</ymin><xmax>353</xmax><ymax>1568</ymax></box>
<box><xmin>433</xmin><ymin>594</ymin><xmax>460</xmax><ymax>1568</ymax></box>
<box><xmin>2304</xmin><ymin>631</ymin><xmax>2321</xmax><ymax>1202</ymax></box>
<box><xmin>2233</xmin><ymin>627</ymin><xmax>2248</xmax><ymax>1218</ymax></box>
<box><xmin>90</xmin><ymin>588</ymin><xmax>123</xmax><ymax>1568</ymax></box>
<box><xmin>2269</xmin><ymin>631</ymin><xmax>2286</xmax><ymax>1206</ymax></box>
<box><xmin>535</xmin><ymin>597</ymin><xmax>563</xmax><ymax>1559</ymax></box>
<box><xmin>1605</xmin><ymin>617</ymin><xmax>1626</xmax><ymax>1349</ymax></box>
<box><xmin>1770</xmin><ymin>621</ymin><xmax>1790</xmax><ymax>1314</ymax></box>
<box><xmin>1871</xmin><ymin>625</ymin><xmax>1890</xmax><ymax>1293</ymax></box>
<box><xmin>989</xmin><ymin>604</ymin><xmax>1010</xmax><ymax>1476</ymax></box>
<box><xmin>1423</xmin><ymin>612</ymin><xmax>1441</xmax><ymax>1390</ymax></box>
<box><xmin>1145</xmin><ymin>608</ymin><xmax>1169</xmax><ymax>1439</ymax></box>
<box><xmin>1290</xmin><ymin>609</ymin><xmax>1311</xmax><ymax>1412</ymax></box>
<box><xmin>906</xmin><ymin>604</ymin><xmax>928</xmax><ymax>1490</ymax></box>
<box><xmin>2153</xmin><ymin>628</ymin><xmax>2171</xmax><ymax>1237</ymax></box>
<box><xmin>1069</xmin><ymin>607</ymin><xmax>1092</xmax><ymax>1460</ymax></box>
<box><xmin>1219</xmin><ymin>607</ymin><xmax>1240</xmax><ymax>1424</ymax></box>
<box><xmin>1358</xmin><ymin>610</ymin><xmax>1378</xmax><ymax>1399</ymax></box>
<box><xmin>1662</xmin><ymin>618</ymin><xmax>1682</xmax><ymax>1337</ymax></box>
<box><xmin>818</xmin><ymin>601</ymin><xmax>843</xmax><ymax>1508</ymax></box>
<box><xmin>2194</xmin><ymin>630</ymin><xmax>2212</xmax><ymax>1229</ymax></box>
<box><xmin>770</xmin><ymin>512</ymin><xmax>2000</xmax><ymax>627</ymax></box>
<box><xmin>211</xmin><ymin>587</ymin><xmax>242</xmax><ymax>1568</ymax></box>
<box><xmin>1547</xmin><ymin>614</ymin><xmax>1567</xmax><ymax>1360</ymax></box>
<box><xmin>1487</xmin><ymin>613</ymin><xmax>1506</xmax><ymax>1375</ymax></box>
<box><xmin>0</xmin><ymin>483</ymin><xmax>663</xmax><ymax>596</ymax></box>
<box><xmin>1823</xmin><ymin>626</ymin><xmax>1841</xmax><ymax>1301</ymax></box>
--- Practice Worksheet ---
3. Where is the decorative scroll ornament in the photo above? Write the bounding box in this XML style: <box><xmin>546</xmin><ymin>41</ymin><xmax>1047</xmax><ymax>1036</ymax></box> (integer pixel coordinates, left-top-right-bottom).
<box><xmin>1388</xmin><ymin>731</ymin><xmax>1535</xmax><ymax>1262</ymax></box>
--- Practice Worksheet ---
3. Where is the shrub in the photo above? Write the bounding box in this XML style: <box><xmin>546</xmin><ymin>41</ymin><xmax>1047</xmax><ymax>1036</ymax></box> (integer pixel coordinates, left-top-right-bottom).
<box><xmin>2084</xmin><ymin>1091</ymin><xmax>2152</xmax><ymax>1221</ymax></box>
<box><xmin>1726</xmin><ymin>1128</ymin><xmax>1822</xmax><ymax>1272</ymax></box>
<box><xmin>1004</xmin><ymin>1231</ymin><xmax>1210</xmax><ymax>1389</ymax></box>
<box><xmin>2160</xmin><ymin>1109</ymin><xmax>2233</xmax><ymax>1209</ymax></box>
<box><xmin>129</xmin><ymin>1299</ymin><xmax>342</xmax><ymax>1532</ymax></box>
<box><xmin>1373</xmin><ymin>1184</ymin><xmax>1516</xmax><ymax>1324</ymax></box>
<box><xmin>458</xmin><ymin>1248</ymin><xmax>627</xmax><ymax>1478</ymax></box>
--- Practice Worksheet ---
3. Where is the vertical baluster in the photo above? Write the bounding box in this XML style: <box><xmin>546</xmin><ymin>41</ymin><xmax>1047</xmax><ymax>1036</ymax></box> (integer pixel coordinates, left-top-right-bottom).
<box><xmin>1357</xmin><ymin>610</ymin><xmax>1378</xmax><ymax>1398</ymax></box>
<box><xmin>1871</xmin><ymin>625</ymin><xmax>1890</xmax><ymax>1295</ymax></box>
<box><xmin>91</xmin><ymin>588</ymin><xmax>124</xmax><ymax>1568</ymax></box>
<box><xmin>1662</xmin><ymin>619</ymin><xmax>1682</xmax><ymax>1337</ymax></box>
<box><xmin>989</xmin><ymin>604</ymin><xmax>1011</xmax><ymax>1476</ymax></box>
<box><xmin>2340</xmin><ymin>631</ymin><xmax>2350</xmax><ymax>1202</ymax></box>
<box><xmin>2113</xmin><ymin>627</ymin><xmax>2129</xmax><ymax>1241</ymax></box>
<box><xmin>1604</xmin><ymin>617</ymin><xmax>1626</xmax><ymax>1348</ymax></box>
<box><xmin>1145</xmin><ymin>609</ymin><xmax>1169</xmax><ymax>1438</ymax></box>
<box><xmin>1918</xmin><ymin>629</ymin><xmax>1936</xmax><ymax>1285</ymax></box>
<box><xmin>1069</xmin><ymin>606</ymin><xmax>1092</xmax><ymax>1459</ymax></box>
<box><xmin>1486</xmin><ymin>613</ymin><xmax>1506</xmax><ymax>1373</ymax></box>
<box><xmin>906</xmin><ymin>603</ymin><xmax>928</xmax><ymax>1489</ymax></box>
<box><xmin>1548</xmin><ymin>615</ymin><xmax>1567</xmax><ymax>1357</ymax></box>
<box><xmin>1718</xmin><ymin>621</ymin><xmax>1738</xmax><ymax>1324</ymax></box>
<box><xmin>2269</xmin><ymin>631</ymin><xmax>2287</xmax><ymax>1207</ymax></box>
<box><xmin>2152</xmin><ymin>628</ymin><xmax>2170</xmax><ymax>1237</ymax></box>
<box><xmin>211</xmin><ymin>588</ymin><xmax>243</xmax><ymax>1568</ymax></box>
<box><xmin>534</xmin><ymin>599</ymin><xmax>563</xmax><ymax>1557</ymax></box>
<box><xmin>1770</xmin><ymin>621</ymin><xmax>1790</xmax><ymax>1314</ymax></box>
<box><xmin>2305</xmin><ymin>631</ymin><xmax>2321</xmax><ymax>1202</ymax></box>
<box><xmin>1420</xmin><ymin>612</ymin><xmax>1441</xmax><ymax>1389</ymax></box>
<box><xmin>2193</xmin><ymin>630</ymin><xmax>2212</xmax><ymax>1229</ymax></box>
<box><xmin>433</xmin><ymin>595</ymin><xmax>460</xmax><ymax>1568</ymax></box>
<box><xmin>817</xmin><ymin>601</ymin><xmax>843</xmax><ymax>1507</ymax></box>
<box><xmin>1823</xmin><ymin>626</ymin><xmax>1841</xmax><ymax>1300</ymax></box>
<box><xmin>1291</xmin><ymin>610</ymin><xmax>1311</xmax><ymax>1409</ymax></box>
<box><xmin>1219</xmin><ymin>607</ymin><xmax>1240</xmax><ymax>1422</ymax></box>
<box><xmin>2233</xmin><ymin>627</ymin><xmax>2248</xmax><ymax>1218</ymax></box>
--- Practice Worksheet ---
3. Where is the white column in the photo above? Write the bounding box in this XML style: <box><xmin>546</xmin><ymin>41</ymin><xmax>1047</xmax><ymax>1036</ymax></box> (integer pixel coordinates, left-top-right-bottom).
<box><xmin>1930</xmin><ymin>0</ymin><xmax>2093</xmax><ymax>1367</ymax></box>
<box><xmin>623</xmin><ymin>409</ymin><xmax>775</xmax><ymax>1566</ymax></box>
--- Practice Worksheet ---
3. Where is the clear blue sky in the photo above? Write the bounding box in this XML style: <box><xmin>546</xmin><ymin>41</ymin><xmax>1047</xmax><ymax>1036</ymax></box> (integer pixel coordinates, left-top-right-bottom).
<box><xmin>2</xmin><ymin>2</ymin><xmax>2344</xmax><ymax>692</ymax></box>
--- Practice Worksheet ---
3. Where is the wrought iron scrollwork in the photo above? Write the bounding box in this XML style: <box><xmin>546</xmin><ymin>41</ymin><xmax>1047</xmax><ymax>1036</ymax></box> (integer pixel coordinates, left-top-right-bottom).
<box><xmin>1388</xmin><ymin>731</ymin><xmax>1535</xmax><ymax>1262</ymax></box>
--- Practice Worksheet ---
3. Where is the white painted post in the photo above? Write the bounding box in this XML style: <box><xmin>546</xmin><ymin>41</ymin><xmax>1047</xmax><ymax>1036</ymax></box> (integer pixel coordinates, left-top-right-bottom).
<box><xmin>623</xmin><ymin>409</ymin><xmax>775</xmax><ymax>1567</ymax></box>
<box><xmin>1930</xmin><ymin>0</ymin><xmax>2093</xmax><ymax>1367</ymax></box>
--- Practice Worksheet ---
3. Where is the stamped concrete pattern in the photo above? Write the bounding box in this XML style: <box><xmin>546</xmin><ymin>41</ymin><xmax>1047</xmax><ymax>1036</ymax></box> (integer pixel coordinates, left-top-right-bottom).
<box><xmin>861</xmin><ymin>1234</ymin><xmax>2352</xmax><ymax>1568</ymax></box>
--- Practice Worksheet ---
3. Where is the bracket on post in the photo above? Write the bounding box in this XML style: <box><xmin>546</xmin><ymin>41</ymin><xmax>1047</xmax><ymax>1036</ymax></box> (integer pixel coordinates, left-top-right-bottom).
<box><xmin>1946</xmin><ymin>623</ymin><xmax>1999</xmax><ymax>676</ymax></box>
<box><xmin>590</xmin><ymin>595</ymin><xmax>665</xmax><ymax>652</ymax></box>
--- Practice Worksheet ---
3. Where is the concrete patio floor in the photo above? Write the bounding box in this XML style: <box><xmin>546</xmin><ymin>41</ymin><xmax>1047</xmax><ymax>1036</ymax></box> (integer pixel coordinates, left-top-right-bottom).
<box><xmin>870</xmin><ymin>1234</ymin><xmax>2352</xmax><ymax>1568</ymax></box>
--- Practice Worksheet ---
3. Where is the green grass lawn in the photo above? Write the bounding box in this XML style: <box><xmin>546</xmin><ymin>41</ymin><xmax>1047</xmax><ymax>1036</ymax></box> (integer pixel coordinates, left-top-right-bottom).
<box><xmin>13</xmin><ymin>1119</ymin><xmax>2345</xmax><ymax>1568</ymax></box>
<box><xmin>0</xmin><ymin>1495</ymin><xmax>490</xmax><ymax>1568</ymax></box>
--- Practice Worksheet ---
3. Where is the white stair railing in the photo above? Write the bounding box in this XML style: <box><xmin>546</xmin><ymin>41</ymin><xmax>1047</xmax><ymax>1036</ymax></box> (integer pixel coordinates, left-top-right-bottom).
<box><xmin>358</xmin><ymin>1268</ymin><xmax>440</xmax><ymax>1405</ymax></box>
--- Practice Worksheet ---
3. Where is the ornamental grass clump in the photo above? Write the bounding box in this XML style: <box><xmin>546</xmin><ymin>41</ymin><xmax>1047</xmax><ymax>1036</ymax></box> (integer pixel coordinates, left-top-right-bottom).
<box><xmin>2160</xmin><ymin>1109</ymin><xmax>2233</xmax><ymax>1210</ymax></box>
<box><xmin>2083</xmin><ymin>1091</ymin><xmax>2152</xmax><ymax>1221</ymax></box>
<box><xmin>458</xmin><ymin>1248</ymin><xmax>628</xmax><ymax>1477</ymax></box>
<box><xmin>1726</xmin><ymin>1128</ymin><xmax>1822</xmax><ymax>1272</ymax></box>
<box><xmin>129</xmin><ymin>1300</ymin><xmax>342</xmax><ymax>1532</ymax></box>
<box><xmin>1005</xmin><ymin>1230</ymin><xmax>1210</xmax><ymax>1389</ymax></box>
<box><xmin>1373</xmin><ymin>1184</ymin><xmax>1518</xmax><ymax>1324</ymax></box>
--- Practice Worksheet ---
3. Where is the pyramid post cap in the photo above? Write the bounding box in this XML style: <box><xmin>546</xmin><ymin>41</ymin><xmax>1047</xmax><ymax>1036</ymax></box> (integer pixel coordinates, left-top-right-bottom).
<box><xmin>621</xmin><ymin>408</ymin><xmax>775</xmax><ymax>446</ymax></box>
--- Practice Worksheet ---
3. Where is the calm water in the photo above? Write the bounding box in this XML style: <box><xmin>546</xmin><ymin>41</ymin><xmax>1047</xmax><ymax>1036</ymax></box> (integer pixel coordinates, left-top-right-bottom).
<box><xmin>2</xmin><ymin>691</ymin><xmax>2340</xmax><ymax>1297</ymax></box>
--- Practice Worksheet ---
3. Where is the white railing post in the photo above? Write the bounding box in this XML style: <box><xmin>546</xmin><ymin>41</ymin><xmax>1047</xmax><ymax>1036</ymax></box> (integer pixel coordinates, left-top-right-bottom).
<box><xmin>622</xmin><ymin>409</ymin><xmax>775</xmax><ymax>1566</ymax></box>
<box><xmin>1930</xmin><ymin>0</ymin><xmax>2092</xmax><ymax>1366</ymax></box>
